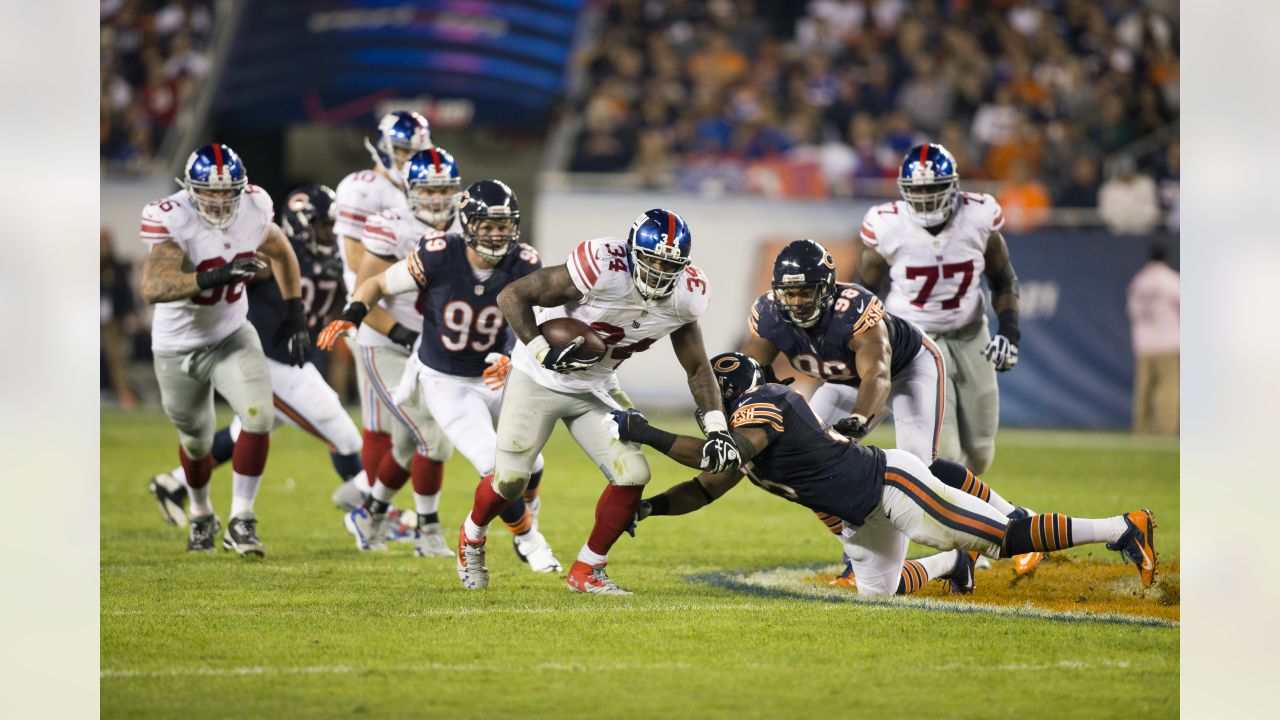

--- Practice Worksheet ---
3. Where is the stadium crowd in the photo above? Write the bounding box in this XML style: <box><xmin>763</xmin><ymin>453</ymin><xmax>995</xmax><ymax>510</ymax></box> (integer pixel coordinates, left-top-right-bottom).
<box><xmin>100</xmin><ymin>0</ymin><xmax>217</xmax><ymax>174</ymax></box>
<box><xmin>569</xmin><ymin>0</ymin><xmax>1179</xmax><ymax>227</ymax></box>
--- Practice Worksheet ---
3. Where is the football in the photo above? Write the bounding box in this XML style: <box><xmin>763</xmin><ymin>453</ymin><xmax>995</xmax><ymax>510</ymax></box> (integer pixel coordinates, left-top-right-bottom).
<box><xmin>539</xmin><ymin>316</ymin><xmax>608</xmax><ymax>365</ymax></box>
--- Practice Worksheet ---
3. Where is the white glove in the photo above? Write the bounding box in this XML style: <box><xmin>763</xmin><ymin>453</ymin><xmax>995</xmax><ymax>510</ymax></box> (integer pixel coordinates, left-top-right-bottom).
<box><xmin>982</xmin><ymin>334</ymin><xmax>1019</xmax><ymax>372</ymax></box>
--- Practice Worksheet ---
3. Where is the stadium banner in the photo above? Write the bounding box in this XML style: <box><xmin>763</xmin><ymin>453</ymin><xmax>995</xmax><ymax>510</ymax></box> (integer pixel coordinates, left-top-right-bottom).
<box><xmin>535</xmin><ymin>190</ymin><xmax>1177</xmax><ymax>428</ymax></box>
<box><xmin>214</xmin><ymin>0</ymin><xmax>585</xmax><ymax>130</ymax></box>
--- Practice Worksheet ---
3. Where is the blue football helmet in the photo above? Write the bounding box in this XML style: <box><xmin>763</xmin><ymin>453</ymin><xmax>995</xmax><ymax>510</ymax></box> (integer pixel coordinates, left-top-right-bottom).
<box><xmin>458</xmin><ymin>179</ymin><xmax>519</xmax><ymax>262</ymax></box>
<box><xmin>179</xmin><ymin>143</ymin><xmax>247</xmax><ymax>229</ymax></box>
<box><xmin>626</xmin><ymin>209</ymin><xmax>692</xmax><ymax>300</ymax></box>
<box><xmin>898</xmin><ymin>143</ymin><xmax>959</xmax><ymax>226</ymax></box>
<box><xmin>404</xmin><ymin>147</ymin><xmax>461</xmax><ymax>228</ymax></box>
<box><xmin>364</xmin><ymin>111</ymin><xmax>432</xmax><ymax>185</ymax></box>
<box><xmin>280</xmin><ymin>184</ymin><xmax>337</xmax><ymax>258</ymax></box>
<box><xmin>710</xmin><ymin>352</ymin><xmax>765</xmax><ymax>409</ymax></box>
<box><xmin>772</xmin><ymin>239</ymin><xmax>837</xmax><ymax>329</ymax></box>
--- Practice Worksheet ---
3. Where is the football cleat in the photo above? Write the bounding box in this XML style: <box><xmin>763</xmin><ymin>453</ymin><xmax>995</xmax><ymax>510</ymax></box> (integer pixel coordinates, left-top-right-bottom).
<box><xmin>829</xmin><ymin>553</ymin><xmax>857</xmax><ymax>588</ymax></box>
<box><xmin>456</xmin><ymin>527</ymin><xmax>489</xmax><ymax>590</ymax></box>
<box><xmin>974</xmin><ymin>555</ymin><xmax>992</xmax><ymax>571</ymax></box>
<box><xmin>386</xmin><ymin>507</ymin><xmax>416</xmax><ymax>543</ymax></box>
<box><xmin>565</xmin><ymin>561</ymin><xmax>632</xmax><ymax>595</ymax></box>
<box><xmin>330</xmin><ymin>478</ymin><xmax>366</xmax><ymax>513</ymax></box>
<box><xmin>186</xmin><ymin>513</ymin><xmax>221</xmax><ymax>554</ymax></box>
<box><xmin>513</xmin><ymin>530</ymin><xmax>562</xmax><ymax>573</ymax></box>
<box><xmin>944</xmin><ymin>550</ymin><xmax>977</xmax><ymax>595</ymax></box>
<box><xmin>222</xmin><ymin>513</ymin><xmax>265</xmax><ymax>558</ymax></box>
<box><xmin>414</xmin><ymin>521</ymin><xmax>453</xmax><ymax>558</ymax></box>
<box><xmin>1013</xmin><ymin>552</ymin><xmax>1045</xmax><ymax>576</ymax></box>
<box><xmin>1107</xmin><ymin>508</ymin><xmax>1157</xmax><ymax>587</ymax></box>
<box><xmin>149</xmin><ymin>472</ymin><xmax>189</xmax><ymax>527</ymax></box>
<box><xmin>344</xmin><ymin>507</ymin><xmax>389</xmax><ymax>552</ymax></box>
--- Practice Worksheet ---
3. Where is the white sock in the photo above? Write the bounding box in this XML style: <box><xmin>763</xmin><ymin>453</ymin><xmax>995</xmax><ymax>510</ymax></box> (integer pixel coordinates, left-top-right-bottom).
<box><xmin>170</xmin><ymin>466</ymin><xmax>187</xmax><ymax>485</ymax></box>
<box><xmin>189</xmin><ymin>484</ymin><xmax>212</xmax><ymax>517</ymax></box>
<box><xmin>577</xmin><ymin>544</ymin><xmax>608</xmax><ymax>566</ymax></box>
<box><xmin>230</xmin><ymin>473</ymin><xmax>261</xmax><ymax>518</ymax></box>
<box><xmin>463</xmin><ymin>515</ymin><xmax>488</xmax><ymax>541</ymax></box>
<box><xmin>414</xmin><ymin>492</ymin><xmax>440</xmax><ymax>516</ymax></box>
<box><xmin>1071</xmin><ymin>516</ymin><xmax>1128</xmax><ymax>544</ymax></box>
<box><xmin>353</xmin><ymin>470</ymin><xmax>373</xmax><ymax>494</ymax></box>
<box><xmin>371</xmin><ymin>481</ymin><xmax>398</xmax><ymax>505</ymax></box>
<box><xmin>918</xmin><ymin>550</ymin><xmax>960</xmax><ymax>579</ymax></box>
<box><xmin>984</xmin><ymin>488</ymin><xmax>1017</xmax><ymax>516</ymax></box>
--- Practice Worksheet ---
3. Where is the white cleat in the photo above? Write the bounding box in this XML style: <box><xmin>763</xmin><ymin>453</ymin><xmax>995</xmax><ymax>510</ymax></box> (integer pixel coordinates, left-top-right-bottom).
<box><xmin>974</xmin><ymin>555</ymin><xmax>992</xmax><ymax>571</ymax></box>
<box><xmin>149</xmin><ymin>472</ymin><xmax>188</xmax><ymax>528</ymax></box>
<box><xmin>345</xmin><ymin>507</ymin><xmax>389</xmax><ymax>552</ymax></box>
<box><xmin>456</xmin><ymin>527</ymin><xmax>489</xmax><ymax>589</ymax></box>
<box><xmin>414</xmin><ymin>522</ymin><xmax>453</xmax><ymax>557</ymax></box>
<box><xmin>513</xmin><ymin>530</ymin><xmax>562</xmax><ymax>573</ymax></box>
<box><xmin>331</xmin><ymin>479</ymin><xmax>366</xmax><ymax>512</ymax></box>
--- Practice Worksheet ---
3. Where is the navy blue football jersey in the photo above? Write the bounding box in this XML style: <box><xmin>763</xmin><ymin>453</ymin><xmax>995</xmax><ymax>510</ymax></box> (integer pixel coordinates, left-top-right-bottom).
<box><xmin>730</xmin><ymin>383</ymin><xmax>886</xmax><ymax>525</ymax></box>
<box><xmin>247</xmin><ymin>238</ymin><xmax>345</xmax><ymax>364</ymax></box>
<box><xmin>748</xmin><ymin>282</ymin><xmax>922</xmax><ymax>386</ymax></box>
<box><xmin>406</xmin><ymin>234</ymin><xmax>541</xmax><ymax>376</ymax></box>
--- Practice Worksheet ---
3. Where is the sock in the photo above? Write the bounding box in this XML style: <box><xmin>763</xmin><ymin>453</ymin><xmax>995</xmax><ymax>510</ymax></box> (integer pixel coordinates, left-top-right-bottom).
<box><xmin>376</xmin><ymin>452</ymin><xmax>411</xmax><ymax>492</ymax></box>
<box><xmin>501</xmin><ymin>502</ymin><xmax>533</xmax><ymax>536</ymax></box>
<box><xmin>577</xmin><ymin>544</ymin><xmax>608</xmax><ymax>566</ymax></box>
<box><xmin>1002</xmin><ymin>513</ymin><xmax>1082</xmax><ymax>556</ymax></box>
<box><xmin>211</xmin><ymin>427</ymin><xmax>236</xmax><ymax>466</ymax></box>
<box><xmin>353</xmin><ymin>470</ymin><xmax>374</xmax><ymax>494</ymax></box>
<box><xmin>815</xmin><ymin>511</ymin><xmax>844</xmax><ymax>536</ymax></box>
<box><xmin>929</xmin><ymin>459</ymin><xmax>1017</xmax><ymax>516</ymax></box>
<box><xmin>410</xmin><ymin>453</ymin><xmax>444</xmax><ymax>519</ymax></box>
<box><xmin>464</xmin><ymin>514</ymin><xmax>487</xmax><ymax>542</ymax></box>
<box><xmin>330</xmin><ymin>450</ymin><xmax>363</xmax><ymax>481</ymax></box>
<box><xmin>179</xmin><ymin>446</ymin><xmax>214</xmax><ymax>516</ymax></box>
<box><xmin>1071</xmin><ymin>516</ymin><xmax>1128</xmax><ymax>544</ymax></box>
<box><xmin>585</xmin><ymin>484</ymin><xmax>643</xmax><ymax>557</ymax></box>
<box><xmin>370</xmin><ymin>481</ymin><xmax>398</xmax><ymax>507</ymax></box>
<box><xmin>229</xmin><ymin>431</ymin><xmax>269</xmax><ymax>518</ymax></box>
<box><xmin>361</xmin><ymin>430</ymin><xmax>392</xmax><ymax>483</ymax></box>
<box><xmin>524</xmin><ymin>470</ymin><xmax>543</xmax><ymax>531</ymax></box>
<box><xmin>414</xmin><ymin>493</ymin><xmax>441</xmax><ymax>518</ymax></box>
<box><xmin>468</xmin><ymin>474</ymin><xmax>514</xmax><ymax>537</ymax></box>
<box><xmin>895</xmin><ymin>551</ymin><xmax>961</xmax><ymax>594</ymax></box>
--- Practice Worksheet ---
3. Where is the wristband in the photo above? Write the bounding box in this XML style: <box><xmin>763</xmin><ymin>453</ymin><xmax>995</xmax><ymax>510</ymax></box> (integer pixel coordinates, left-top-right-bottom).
<box><xmin>340</xmin><ymin>301</ymin><xmax>369</xmax><ymax>326</ymax></box>
<box><xmin>644</xmin><ymin>494</ymin><xmax>671</xmax><ymax>517</ymax></box>
<box><xmin>996</xmin><ymin>309</ymin><xmax>1021</xmax><ymax>346</ymax></box>
<box><xmin>388</xmin><ymin>323</ymin><xmax>419</xmax><ymax>347</ymax></box>
<box><xmin>628</xmin><ymin>420</ymin><xmax>677</xmax><ymax>454</ymax></box>
<box><xmin>526</xmin><ymin>335</ymin><xmax>550</xmax><ymax>362</ymax></box>
<box><xmin>195</xmin><ymin>267</ymin><xmax>227</xmax><ymax>290</ymax></box>
<box><xmin>702</xmin><ymin>410</ymin><xmax>728</xmax><ymax>434</ymax></box>
<box><xmin>284</xmin><ymin>297</ymin><xmax>305</xmax><ymax>323</ymax></box>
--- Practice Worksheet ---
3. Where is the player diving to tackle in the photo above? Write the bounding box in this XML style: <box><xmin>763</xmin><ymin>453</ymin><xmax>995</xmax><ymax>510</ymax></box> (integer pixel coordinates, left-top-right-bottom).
<box><xmin>455</xmin><ymin>209</ymin><xmax>740</xmax><ymax>595</ymax></box>
<box><xmin>318</xmin><ymin>175</ymin><xmax>562</xmax><ymax>571</ymax></box>
<box><xmin>744</xmin><ymin>239</ymin><xmax>1043</xmax><ymax>579</ymax></box>
<box><xmin>616</xmin><ymin>353</ymin><xmax>1159</xmax><ymax>595</ymax></box>
<box><xmin>140</xmin><ymin>143</ymin><xmax>307</xmax><ymax>557</ymax></box>
<box><xmin>148</xmin><ymin>184</ymin><xmax>373</xmax><ymax>525</ymax></box>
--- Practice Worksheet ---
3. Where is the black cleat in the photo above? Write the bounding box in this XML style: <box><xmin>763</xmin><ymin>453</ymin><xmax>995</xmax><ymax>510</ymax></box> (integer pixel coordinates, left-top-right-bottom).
<box><xmin>222</xmin><ymin>513</ymin><xmax>266</xmax><ymax>558</ymax></box>
<box><xmin>149</xmin><ymin>473</ymin><xmax>189</xmax><ymax>527</ymax></box>
<box><xmin>945</xmin><ymin>550</ymin><xmax>977</xmax><ymax>595</ymax></box>
<box><xmin>186</xmin><ymin>514</ymin><xmax>221</xmax><ymax>553</ymax></box>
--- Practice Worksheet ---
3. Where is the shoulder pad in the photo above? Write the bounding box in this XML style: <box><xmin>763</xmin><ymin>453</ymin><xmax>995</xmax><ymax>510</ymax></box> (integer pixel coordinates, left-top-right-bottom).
<box><xmin>730</xmin><ymin>386</ymin><xmax>788</xmax><ymax>432</ymax></box>
<box><xmin>242</xmin><ymin>184</ymin><xmax>274</xmax><ymax>218</ymax></box>
<box><xmin>748</xmin><ymin>291</ymin><xmax>784</xmax><ymax>340</ymax></box>
<box><xmin>140</xmin><ymin>194</ymin><xmax>193</xmax><ymax>244</ymax></box>
<box><xmin>958</xmin><ymin>192</ymin><xmax>1004</xmax><ymax>232</ymax></box>
<box><xmin>674</xmin><ymin>265</ymin><xmax>710</xmax><ymax>320</ymax></box>
<box><xmin>860</xmin><ymin>201</ymin><xmax>904</xmax><ymax>249</ymax></box>
<box><xmin>567</xmin><ymin>237</ymin><xmax>630</xmax><ymax>297</ymax></box>
<box><xmin>831</xmin><ymin>285</ymin><xmax>885</xmax><ymax>338</ymax></box>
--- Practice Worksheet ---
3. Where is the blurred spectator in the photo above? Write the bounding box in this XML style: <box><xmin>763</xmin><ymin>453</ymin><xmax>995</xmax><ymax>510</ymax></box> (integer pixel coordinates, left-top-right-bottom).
<box><xmin>1127</xmin><ymin>244</ymin><xmax>1179</xmax><ymax>436</ymax></box>
<box><xmin>1098</xmin><ymin>155</ymin><xmax>1160</xmax><ymax>234</ymax></box>
<box><xmin>1156</xmin><ymin>138</ymin><xmax>1179</xmax><ymax>233</ymax></box>
<box><xmin>101</xmin><ymin>229</ymin><xmax>138</xmax><ymax>411</ymax></box>
<box><xmin>996</xmin><ymin>159</ymin><xmax>1051</xmax><ymax>232</ymax></box>
<box><xmin>1054</xmin><ymin>156</ymin><xmax>1101</xmax><ymax>208</ymax></box>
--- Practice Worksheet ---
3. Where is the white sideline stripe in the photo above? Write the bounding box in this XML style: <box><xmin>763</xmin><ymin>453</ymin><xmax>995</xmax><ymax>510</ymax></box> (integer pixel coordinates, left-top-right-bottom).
<box><xmin>104</xmin><ymin>602</ymin><xmax>784</xmax><ymax>619</ymax></box>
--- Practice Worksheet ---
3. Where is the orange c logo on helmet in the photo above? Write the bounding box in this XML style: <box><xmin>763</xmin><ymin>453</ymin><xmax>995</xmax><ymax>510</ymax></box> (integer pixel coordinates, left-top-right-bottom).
<box><xmin>821</xmin><ymin>253</ymin><xmax>835</xmax><ymax>269</ymax></box>
<box><xmin>713</xmin><ymin>356</ymin><xmax>741</xmax><ymax>373</ymax></box>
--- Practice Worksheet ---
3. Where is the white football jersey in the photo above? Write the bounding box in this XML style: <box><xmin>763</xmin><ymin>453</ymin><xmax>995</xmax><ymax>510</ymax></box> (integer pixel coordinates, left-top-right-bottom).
<box><xmin>142</xmin><ymin>186</ymin><xmax>274</xmax><ymax>353</ymax></box>
<box><xmin>356</xmin><ymin>209</ymin><xmax>461</xmax><ymax>348</ymax></box>
<box><xmin>859</xmin><ymin>192</ymin><xmax>1005</xmax><ymax>333</ymax></box>
<box><xmin>511</xmin><ymin>237</ymin><xmax>711</xmax><ymax>393</ymax></box>
<box><xmin>334</xmin><ymin>169</ymin><xmax>408</xmax><ymax>299</ymax></box>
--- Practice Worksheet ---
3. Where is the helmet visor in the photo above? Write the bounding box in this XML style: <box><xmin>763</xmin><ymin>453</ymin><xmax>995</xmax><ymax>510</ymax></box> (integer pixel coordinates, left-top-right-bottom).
<box><xmin>408</xmin><ymin>182</ymin><xmax>460</xmax><ymax>226</ymax></box>
<box><xmin>634</xmin><ymin>249</ymin><xmax>688</xmax><ymax>298</ymax></box>
<box><xmin>467</xmin><ymin>218</ymin><xmax>518</xmax><ymax>261</ymax></box>
<box><xmin>773</xmin><ymin>282</ymin><xmax>826</xmax><ymax>327</ymax></box>
<box><xmin>188</xmin><ymin>183</ymin><xmax>244</xmax><ymax>228</ymax></box>
<box><xmin>898</xmin><ymin>178</ymin><xmax>956</xmax><ymax>221</ymax></box>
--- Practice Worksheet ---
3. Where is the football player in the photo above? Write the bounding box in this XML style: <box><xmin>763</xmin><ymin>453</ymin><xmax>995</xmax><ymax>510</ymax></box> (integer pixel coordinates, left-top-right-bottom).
<box><xmin>139</xmin><ymin>143</ymin><xmax>307</xmax><ymax>557</ymax></box>
<box><xmin>856</xmin><ymin>143</ymin><xmax>1020</xmax><ymax>477</ymax></box>
<box><xmin>318</xmin><ymin>177</ymin><xmax>562</xmax><ymax>572</ymax></box>
<box><xmin>618</xmin><ymin>353</ymin><xmax>1160</xmax><ymax>594</ymax></box>
<box><xmin>147</xmin><ymin>185</ymin><xmax>375</xmax><ymax>525</ymax></box>
<box><xmin>333</xmin><ymin>111</ymin><xmax>433</xmax><ymax>500</ymax></box>
<box><xmin>451</xmin><ymin>209</ymin><xmax>735</xmax><ymax>595</ymax></box>
<box><xmin>743</xmin><ymin>238</ymin><xmax>1042</xmax><ymax>577</ymax></box>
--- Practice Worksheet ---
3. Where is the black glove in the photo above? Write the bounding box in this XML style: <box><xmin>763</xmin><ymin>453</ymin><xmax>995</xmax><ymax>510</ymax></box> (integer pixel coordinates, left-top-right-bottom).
<box><xmin>539</xmin><ymin>336</ymin><xmax>596</xmax><ymax>373</ymax></box>
<box><xmin>275</xmin><ymin>298</ymin><xmax>310</xmax><ymax>367</ymax></box>
<box><xmin>700</xmin><ymin>430</ymin><xmax>740</xmax><ymax>473</ymax></box>
<box><xmin>610</xmin><ymin>409</ymin><xmax>676</xmax><ymax>453</ymax></box>
<box><xmin>388</xmin><ymin>323</ymin><xmax>420</xmax><ymax>350</ymax></box>
<box><xmin>196</xmin><ymin>256</ymin><xmax>267</xmax><ymax>290</ymax></box>
<box><xmin>833</xmin><ymin>414</ymin><xmax>870</xmax><ymax>439</ymax></box>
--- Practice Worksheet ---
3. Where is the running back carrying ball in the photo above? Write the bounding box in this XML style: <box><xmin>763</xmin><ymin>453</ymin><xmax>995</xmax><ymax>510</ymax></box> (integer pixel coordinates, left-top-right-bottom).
<box><xmin>538</xmin><ymin>317</ymin><xmax>607</xmax><ymax>368</ymax></box>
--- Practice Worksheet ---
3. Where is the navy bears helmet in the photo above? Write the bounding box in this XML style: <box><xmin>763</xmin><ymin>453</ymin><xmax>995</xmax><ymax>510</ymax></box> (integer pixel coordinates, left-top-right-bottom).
<box><xmin>280</xmin><ymin>184</ymin><xmax>337</xmax><ymax>258</ymax></box>
<box><xmin>771</xmin><ymin>239</ymin><xmax>837</xmax><ymax>328</ymax></box>
<box><xmin>458</xmin><ymin>179</ymin><xmax>519</xmax><ymax>262</ymax></box>
<box><xmin>710</xmin><ymin>351</ymin><xmax>766</xmax><ymax>409</ymax></box>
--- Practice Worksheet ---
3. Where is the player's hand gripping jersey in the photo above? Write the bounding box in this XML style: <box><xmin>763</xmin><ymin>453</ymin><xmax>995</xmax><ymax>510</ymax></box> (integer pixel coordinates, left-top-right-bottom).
<box><xmin>729</xmin><ymin>383</ymin><xmax>886</xmax><ymax>525</ymax></box>
<box><xmin>749</xmin><ymin>282</ymin><xmax>922</xmax><ymax>386</ymax></box>
<box><xmin>510</xmin><ymin>237</ymin><xmax>711</xmax><ymax>392</ymax></box>
<box><xmin>859</xmin><ymin>193</ymin><xmax>1005</xmax><ymax>333</ymax></box>
<box><xmin>333</xmin><ymin>169</ymin><xmax>408</xmax><ymax>298</ymax></box>
<box><xmin>245</xmin><ymin>234</ymin><xmax>344</xmax><ymax>365</ymax></box>
<box><xmin>358</xmin><ymin>207</ymin><xmax>459</xmax><ymax>348</ymax></box>
<box><xmin>405</xmin><ymin>234</ymin><xmax>542</xmax><ymax>376</ymax></box>
<box><xmin>141</xmin><ymin>186</ymin><xmax>274</xmax><ymax>352</ymax></box>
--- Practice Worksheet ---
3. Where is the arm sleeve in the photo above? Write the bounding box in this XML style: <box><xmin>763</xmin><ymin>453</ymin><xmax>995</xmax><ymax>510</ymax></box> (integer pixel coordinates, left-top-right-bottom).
<box><xmin>849</xmin><ymin>295</ymin><xmax>887</xmax><ymax>338</ymax></box>
<box><xmin>858</xmin><ymin>207</ymin><xmax>881</xmax><ymax>248</ymax></box>
<box><xmin>729</xmin><ymin>399</ymin><xmax>785</xmax><ymax>445</ymax></box>
<box><xmin>383</xmin><ymin>259</ymin><xmax>419</xmax><ymax>295</ymax></box>
<box><xmin>139</xmin><ymin>203</ymin><xmax>175</xmax><ymax>246</ymax></box>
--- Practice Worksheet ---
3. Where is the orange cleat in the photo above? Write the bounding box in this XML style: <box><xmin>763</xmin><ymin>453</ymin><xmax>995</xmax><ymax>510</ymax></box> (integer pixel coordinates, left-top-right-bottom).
<box><xmin>565</xmin><ymin>560</ymin><xmax>632</xmax><ymax>595</ymax></box>
<box><xmin>1107</xmin><ymin>509</ymin><xmax>1157</xmax><ymax>586</ymax></box>
<box><xmin>829</xmin><ymin>555</ymin><xmax>857</xmax><ymax>588</ymax></box>
<box><xmin>1013</xmin><ymin>551</ymin><xmax>1045</xmax><ymax>576</ymax></box>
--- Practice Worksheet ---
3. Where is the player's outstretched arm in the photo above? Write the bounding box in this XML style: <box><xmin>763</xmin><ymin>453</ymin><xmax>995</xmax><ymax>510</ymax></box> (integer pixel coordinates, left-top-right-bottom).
<box><xmin>641</xmin><ymin>469</ymin><xmax>744</xmax><ymax>518</ymax></box>
<box><xmin>856</xmin><ymin>247</ymin><xmax>890</xmax><ymax>296</ymax></box>
<box><xmin>612</xmin><ymin>409</ymin><xmax>765</xmax><ymax>470</ymax></box>
<box><xmin>354</xmin><ymin>249</ymin><xmax>405</xmax><ymax>340</ymax></box>
<box><xmin>140</xmin><ymin>240</ymin><xmax>265</xmax><ymax>304</ymax></box>
<box><xmin>740</xmin><ymin>333</ymin><xmax>781</xmax><ymax>368</ymax></box>
<box><xmin>496</xmin><ymin>265</ymin><xmax>584</xmax><ymax>344</ymax></box>
<box><xmin>982</xmin><ymin>230</ymin><xmax>1021</xmax><ymax>371</ymax></box>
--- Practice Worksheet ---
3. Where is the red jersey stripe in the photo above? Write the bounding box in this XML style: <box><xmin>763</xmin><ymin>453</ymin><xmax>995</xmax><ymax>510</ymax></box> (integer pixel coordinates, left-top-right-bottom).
<box><xmin>574</xmin><ymin>243</ymin><xmax>598</xmax><ymax>287</ymax></box>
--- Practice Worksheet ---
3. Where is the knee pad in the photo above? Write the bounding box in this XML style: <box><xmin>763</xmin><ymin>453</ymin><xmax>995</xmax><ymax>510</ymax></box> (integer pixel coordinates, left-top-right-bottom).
<box><xmin>238</xmin><ymin>402</ymin><xmax>275</xmax><ymax>434</ymax></box>
<box><xmin>493</xmin><ymin>469</ymin><xmax>530</xmax><ymax>501</ymax></box>
<box><xmin>178</xmin><ymin>432</ymin><xmax>213</xmax><ymax>462</ymax></box>
<box><xmin>609</xmin><ymin>460</ymin><xmax>650</xmax><ymax>487</ymax></box>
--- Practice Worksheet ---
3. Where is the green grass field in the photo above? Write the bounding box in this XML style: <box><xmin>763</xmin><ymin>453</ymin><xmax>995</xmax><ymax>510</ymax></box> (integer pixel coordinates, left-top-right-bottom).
<box><xmin>101</xmin><ymin>409</ymin><xmax>1179</xmax><ymax>719</ymax></box>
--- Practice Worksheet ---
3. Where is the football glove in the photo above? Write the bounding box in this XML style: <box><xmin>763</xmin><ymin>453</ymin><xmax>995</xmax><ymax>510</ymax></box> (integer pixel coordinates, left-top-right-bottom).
<box><xmin>483</xmin><ymin>353</ymin><xmax>511</xmax><ymax>391</ymax></box>
<box><xmin>528</xmin><ymin>334</ymin><xmax>596</xmax><ymax>374</ymax></box>
<box><xmin>760</xmin><ymin>363</ymin><xmax>795</xmax><ymax>386</ymax></box>
<box><xmin>316</xmin><ymin>302</ymin><xmax>368</xmax><ymax>351</ymax></box>
<box><xmin>700</xmin><ymin>430</ymin><xmax>740</xmax><ymax>473</ymax></box>
<box><xmin>833</xmin><ymin>414</ymin><xmax>870</xmax><ymax>440</ymax></box>
<box><xmin>982</xmin><ymin>334</ymin><xmax>1019</xmax><ymax>372</ymax></box>
<box><xmin>196</xmin><ymin>256</ymin><xmax>267</xmax><ymax>290</ymax></box>
<box><xmin>610</xmin><ymin>408</ymin><xmax>650</xmax><ymax>444</ymax></box>
<box><xmin>387</xmin><ymin>323</ymin><xmax>420</xmax><ymax>351</ymax></box>
<box><xmin>275</xmin><ymin>298</ymin><xmax>310</xmax><ymax>367</ymax></box>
